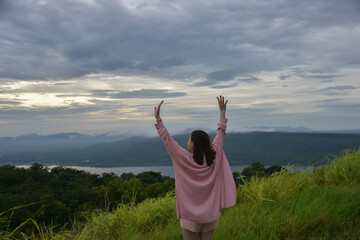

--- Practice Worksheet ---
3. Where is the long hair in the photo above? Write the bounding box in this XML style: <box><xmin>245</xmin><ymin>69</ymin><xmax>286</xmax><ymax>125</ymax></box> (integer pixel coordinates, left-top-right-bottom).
<box><xmin>190</xmin><ymin>130</ymin><xmax>216</xmax><ymax>166</ymax></box>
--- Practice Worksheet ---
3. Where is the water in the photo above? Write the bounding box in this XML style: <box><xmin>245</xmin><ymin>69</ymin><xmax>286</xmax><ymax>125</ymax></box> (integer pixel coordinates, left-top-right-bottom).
<box><xmin>15</xmin><ymin>164</ymin><xmax>314</xmax><ymax>178</ymax></box>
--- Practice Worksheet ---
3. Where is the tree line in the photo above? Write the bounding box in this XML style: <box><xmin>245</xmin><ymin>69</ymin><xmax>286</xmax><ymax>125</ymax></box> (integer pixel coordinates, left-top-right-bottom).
<box><xmin>0</xmin><ymin>163</ymin><xmax>174</xmax><ymax>233</ymax></box>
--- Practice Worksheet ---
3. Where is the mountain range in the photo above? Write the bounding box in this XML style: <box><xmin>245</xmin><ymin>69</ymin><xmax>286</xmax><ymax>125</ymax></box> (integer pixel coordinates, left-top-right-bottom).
<box><xmin>1</xmin><ymin>127</ymin><xmax>360</xmax><ymax>167</ymax></box>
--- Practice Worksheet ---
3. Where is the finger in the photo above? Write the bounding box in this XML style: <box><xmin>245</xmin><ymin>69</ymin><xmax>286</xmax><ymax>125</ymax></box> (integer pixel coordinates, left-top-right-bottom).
<box><xmin>217</xmin><ymin>96</ymin><xmax>220</xmax><ymax>103</ymax></box>
<box><xmin>225</xmin><ymin>100</ymin><xmax>228</xmax><ymax>105</ymax></box>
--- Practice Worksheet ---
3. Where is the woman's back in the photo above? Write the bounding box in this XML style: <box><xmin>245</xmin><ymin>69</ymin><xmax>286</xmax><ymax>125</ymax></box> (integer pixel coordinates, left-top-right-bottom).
<box><xmin>154</xmin><ymin>95</ymin><xmax>236</xmax><ymax>239</ymax></box>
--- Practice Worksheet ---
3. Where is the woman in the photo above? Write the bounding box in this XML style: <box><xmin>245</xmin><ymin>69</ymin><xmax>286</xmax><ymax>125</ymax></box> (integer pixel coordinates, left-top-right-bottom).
<box><xmin>154</xmin><ymin>96</ymin><xmax>237</xmax><ymax>240</ymax></box>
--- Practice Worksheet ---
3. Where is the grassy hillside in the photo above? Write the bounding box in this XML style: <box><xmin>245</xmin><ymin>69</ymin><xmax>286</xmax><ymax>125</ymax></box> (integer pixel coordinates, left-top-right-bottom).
<box><xmin>2</xmin><ymin>148</ymin><xmax>360</xmax><ymax>239</ymax></box>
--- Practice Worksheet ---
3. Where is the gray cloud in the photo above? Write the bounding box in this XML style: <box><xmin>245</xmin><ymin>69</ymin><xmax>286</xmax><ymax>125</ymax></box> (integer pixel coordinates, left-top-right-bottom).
<box><xmin>207</xmin><ymin>69</ymin><xmax>238</xmax><ymax>82</ymax></box>
<box><xmin>0</xmin><ymin>100</ymin><xmax>129</xmax><ymax>121</ymax></box>
<box><xmin>307</xmin><ymin>75</ymin><xmax>339</xmax><ymax>79</ymax></box>
<box><xmin>196</xmin><ymin>70</ymin><xmax>261</xmax><ymax>86</ymax></box>
<box><xmin>0</xmin><ymin>106</ymin><xmax>96</xmax><ymax>118</ymax></box>
<box><xmin>320</xmin><ymin>80</ymin><xmax>336</xmax><ymax>83</ymax></box>
<box><xmin>314</xmin><ymin>98</ymin><xmax>346</xmax><ymax>104</ymax></box>
<box><xmin>323</xmin><ymin>92</ymin><xmax>350</xmax><ymax>96</ymax></box>
<box><xmin>92</xmin><ymin>89</ymin><xmax>186</xmax><ymax>99</ymax></box>
<box><xmin>0</xmin><ymin>82</ymin><xmax>77</xmax><ymax>94</ymax></box>
<box><xmin>195</xmin><ymin>69</ymin><xmax>238</xmax><ymax>86</ymax></box>
<box><xmin>56</xmin><ymin>94</ymin><xmax>91</xmax><ymax>98</ymax></box>
<box><xmin>279</xmin><ymin>75</ymin><xmax>292</xmax><ymax>80</ymax></box>
<box><xmin>238</xmin><ymin>76</ymin><xmax>261</xmax><ymax>83</ymax></box>
<box><xmin>54</xmin><ymin>82</ymin><xmax>73</xmax><ymax>86</ymax></box>
<box><xmin>296</xmin><ymin>85</ymin><xmax>359</xmax><ymax>96</ymax></box>
<box><xmin>280</xmin><ymin>73</ymin><xmax>340</xmax><ymax>81</ymax></box>
<box><xmin>316</xmin><ymin>100</ymin><xmax>360</xmax><ymax>115</ymax></box>
<box><xmin>134</xmin><ymin>56</ymin><xmax>186</xmax><ymax>71</ymax></box>
<box><xmin>0</xmin><ymin>0</ymin><xmax>359</xmax><ymax>83</ymax></box>
<box><xmin>0</xmin><ymin>99</ymin><xmax>21</xmax><ymax>105</ymax></box>
<box><xmin>322</xmin><ymin>86</ymin><xmax>359</xmax><ymax>91</ymax></box>
<box><xmin>210</xmin><ymin>83</ymin><xmax>239</xmax><ymax>89</ymax></box>
<box><xmin>320</xmin><ymin>85</ymin><xmax>359</xmax><ymax>96</ymax></box>
<box><xmin>319</xmin><ymin>103</ymin><xmax>360</xmax><ymax>110</ymax></box>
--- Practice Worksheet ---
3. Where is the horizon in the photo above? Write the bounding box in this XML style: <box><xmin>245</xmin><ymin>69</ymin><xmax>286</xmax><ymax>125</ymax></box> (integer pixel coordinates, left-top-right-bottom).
<box><xmin>2</xmin><ymin>124</ymin><xmax>360</xmax><ymax>139</ymax></box>
<box><xmin>1</xmin><ymin>0</ymin><xmax>359</xmax><ymax>136</ymax></box>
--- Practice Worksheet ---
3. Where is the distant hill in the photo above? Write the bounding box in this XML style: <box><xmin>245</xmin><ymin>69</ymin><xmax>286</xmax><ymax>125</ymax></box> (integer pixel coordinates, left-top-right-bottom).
<box><xmin>245</xmin><ymin>126</ymin><xmax>314</xmax><ymax>132</ymax></box>
<box><xmin>1</xmin><ymin>131</ymin><xmax>360</xmax><ymax>167</ymax></box>
<box><xmin>0</xmin><ymin>132</ymin><xmax>127</xmax><ymax>152</ymax></box>
<box><xmin>245</xmin><ymin>126</ymin><xmax>360</xmax><ymax>134</ymax></box>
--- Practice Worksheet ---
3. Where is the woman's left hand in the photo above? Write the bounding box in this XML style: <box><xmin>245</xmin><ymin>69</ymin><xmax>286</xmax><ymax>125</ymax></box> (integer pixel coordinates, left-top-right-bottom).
<box><xmin>154</xmin><ymin>100</ymin><xmax>164</xmax><ymax>121</ymax></box>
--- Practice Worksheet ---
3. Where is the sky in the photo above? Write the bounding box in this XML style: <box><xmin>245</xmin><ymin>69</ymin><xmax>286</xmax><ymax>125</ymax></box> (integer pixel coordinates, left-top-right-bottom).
<box><xmin>0</xmin><ymin>0</ymin><xmax>360</xmax><ymax>137</ymax></box>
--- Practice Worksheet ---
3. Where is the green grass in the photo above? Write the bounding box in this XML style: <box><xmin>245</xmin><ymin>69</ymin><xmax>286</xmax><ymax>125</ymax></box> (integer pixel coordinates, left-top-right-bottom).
<box><xmin>3</xmin><ymin>148</ymin><xmax>360</xmax><ymax>239</ymax></box>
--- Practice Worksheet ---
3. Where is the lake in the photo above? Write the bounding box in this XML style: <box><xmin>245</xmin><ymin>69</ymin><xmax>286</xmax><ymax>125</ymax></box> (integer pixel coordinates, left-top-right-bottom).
<box><xmin>16</xmin><ymin>164</ymin><xmax>315</xmax><ymax>178</ymax></box>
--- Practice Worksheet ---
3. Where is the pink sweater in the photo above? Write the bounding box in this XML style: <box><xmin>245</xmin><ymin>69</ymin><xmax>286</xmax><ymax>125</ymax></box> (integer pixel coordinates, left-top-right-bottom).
<box><xmin>155</xmin><ymin>116</ymin><xmax>237</xmax><ymax>223</ymax></box>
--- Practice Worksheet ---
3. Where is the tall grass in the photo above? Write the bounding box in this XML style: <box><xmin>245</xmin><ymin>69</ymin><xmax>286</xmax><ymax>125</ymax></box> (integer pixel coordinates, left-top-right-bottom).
<box><xmin>2</xmin><ymin>148</ymin><xmax>360</xmax><ymax>239</ymax></box>
<box><xmin>237</xmin><ymin>167</ymin><xmax>313</xmax><ymax>204</ymax></box>
<box><xmin>78</xmin><ymin>191</ymin><xmax>177</xmax><ymax>239</ymax></box>
<box><xmin>0</xmin><ymin>202</ymin><xmax>44</xmax><ymax>240</ymax></box>
<box><xmin>317</xmin><ymin>148</ymin><xmax>360</xmax><ymax>185</ymax></box>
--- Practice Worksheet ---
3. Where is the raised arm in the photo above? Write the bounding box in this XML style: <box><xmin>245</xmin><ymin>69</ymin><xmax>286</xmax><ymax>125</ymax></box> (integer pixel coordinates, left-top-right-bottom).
<box><xmin>154</xmin><ymin>100</ymin><xmax>189</xmax><ymax>164</ymax></box>
<box><xmin>212</xmin><ymin>95</ymin><xmax>228</xmax><ymax>151</ymax></box>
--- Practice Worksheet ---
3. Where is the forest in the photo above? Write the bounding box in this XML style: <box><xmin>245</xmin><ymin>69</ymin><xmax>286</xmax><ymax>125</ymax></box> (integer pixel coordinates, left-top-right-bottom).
<box><xmin>0</xmin><ymin>163</ymin><xmax>174</xmax><ymax>233</ymax></box>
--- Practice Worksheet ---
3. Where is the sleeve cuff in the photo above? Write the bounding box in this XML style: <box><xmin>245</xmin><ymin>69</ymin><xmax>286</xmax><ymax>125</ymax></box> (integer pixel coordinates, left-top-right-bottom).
<box><xmin>155</xmin><ymin>120</ymin><xmax>165</xmax><ymax>130</ymax></box>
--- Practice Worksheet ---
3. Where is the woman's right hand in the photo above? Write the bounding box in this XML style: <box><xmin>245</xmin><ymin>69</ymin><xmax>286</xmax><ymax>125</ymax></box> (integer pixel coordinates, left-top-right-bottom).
<box><xmin>217</xmin><ymin>95</ymin><xmax>228</xmax><ymax>117</ymax></box>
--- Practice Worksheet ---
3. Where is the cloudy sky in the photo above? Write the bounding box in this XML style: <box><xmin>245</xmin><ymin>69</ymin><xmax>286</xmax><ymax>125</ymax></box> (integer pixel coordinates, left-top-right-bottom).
<box><xmin>0</xmin><ymin>0</ymin><xmax>360</xmax><ymax>137</ymax></box>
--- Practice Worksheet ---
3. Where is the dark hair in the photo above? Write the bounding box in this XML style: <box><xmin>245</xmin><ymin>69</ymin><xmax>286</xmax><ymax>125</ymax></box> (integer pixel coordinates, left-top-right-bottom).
<box><xmin>190</xmin><ymin>130</ymin><xmax>216</xmax><ymax>166</ymax></box>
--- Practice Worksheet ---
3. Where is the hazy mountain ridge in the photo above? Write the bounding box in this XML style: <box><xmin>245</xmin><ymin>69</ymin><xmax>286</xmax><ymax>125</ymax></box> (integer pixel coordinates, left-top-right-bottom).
<box><xmin>244</xmin><ymin>126</ymin><xmax>360</xmax><ymax>134</ymax></box>
<box><xmin>1</xmin><ymin>130</ymin><xmax>360</xmax><ymax>167</ymax></box>
<box><xmin>0</xmin><ymin>132</ymin><xmax>128</xmax><ymax>152</ymax></box>
<box><xmin>245</xmin><ymin>126</ymin><xmax>314</xmax><ymax>132</ymax></box>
